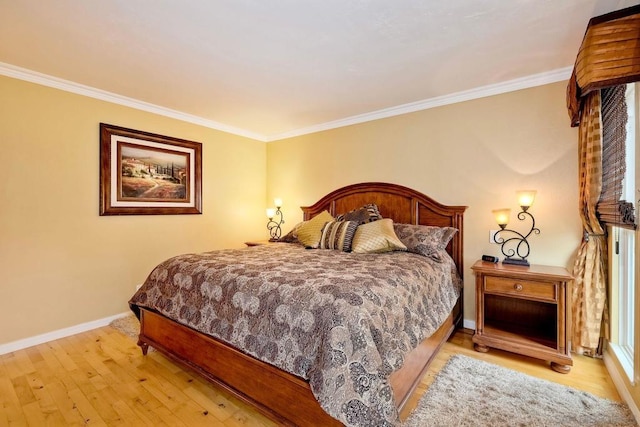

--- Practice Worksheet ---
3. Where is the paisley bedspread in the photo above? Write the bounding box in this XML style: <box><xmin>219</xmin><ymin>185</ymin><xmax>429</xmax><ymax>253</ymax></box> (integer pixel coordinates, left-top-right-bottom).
<box><xmin>129</xmin><ymin>243</ymin><xmax>461</xmax><ymax>426</ymax></box>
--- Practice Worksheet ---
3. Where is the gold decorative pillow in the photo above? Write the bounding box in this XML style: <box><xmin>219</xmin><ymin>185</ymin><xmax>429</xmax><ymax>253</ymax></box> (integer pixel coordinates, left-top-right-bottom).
<box><xmin>352</xmin><ymin>218</ymin><xmax>407</xmax><ymax>254</ymax></box>
<box><xmin>296</xmin><ymin>210</ymin><xmax>335</xmax><ymax>248</ymax></box>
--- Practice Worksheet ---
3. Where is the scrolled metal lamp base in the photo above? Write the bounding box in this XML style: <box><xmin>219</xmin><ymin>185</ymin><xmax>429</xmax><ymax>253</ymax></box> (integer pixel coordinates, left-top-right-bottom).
<box><xmin>267</xmin><ymin>208</ymin><xmax>284</xmax><ymax>241</ymax></box>
<box><xmin>495</xmin><ymin>209</ymin><xmax>540</xmax><ymax>267</ymax></box>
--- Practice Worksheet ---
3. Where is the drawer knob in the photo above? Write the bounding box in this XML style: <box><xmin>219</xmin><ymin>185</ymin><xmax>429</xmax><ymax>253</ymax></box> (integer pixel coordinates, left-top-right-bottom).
<box><xmin>514</xmin><ymin>283</ymin><xmax>523</xmax><ymax>292</ymax></box>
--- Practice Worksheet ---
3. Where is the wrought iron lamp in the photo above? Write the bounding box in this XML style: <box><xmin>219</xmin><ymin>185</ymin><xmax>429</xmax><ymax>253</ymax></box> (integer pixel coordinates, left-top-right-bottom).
<box><xmin>492</xmin><ymin>190</ymin><xmax>540</xmax><ymax>266</ymax></box>
<box><xmin>266</xmin><ymin>198</ymin><xmax>285</xmax><ymax>241</ymax></box>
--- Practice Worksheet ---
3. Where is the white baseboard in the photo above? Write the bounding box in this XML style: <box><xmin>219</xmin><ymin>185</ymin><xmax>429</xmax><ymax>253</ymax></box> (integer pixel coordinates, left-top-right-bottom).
<box><xmin>604</xmin><ymin>352</ymin><xmax>640</xmax><ymax>425</ymax></box>
<box><xmin>0</xmin><ymin>311</ymin><xmax>131</xmax><ymax>355</ymax></box>
<box><xmin>1</xmin><ymin>313</ymin><xmax>474</xmax><ymax>356</ymax></box>
<box><xmin>463</xmin><ymin>318</ymin><xmax>476</xmax><ymax>331</ymax></box>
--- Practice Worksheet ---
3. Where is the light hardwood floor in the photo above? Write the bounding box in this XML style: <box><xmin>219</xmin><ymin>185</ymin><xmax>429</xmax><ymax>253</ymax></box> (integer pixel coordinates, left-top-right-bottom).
<box><xmin>0</xmin><ymin>326</ymin><xmax>621</xmax><ymax>426</ymax></box>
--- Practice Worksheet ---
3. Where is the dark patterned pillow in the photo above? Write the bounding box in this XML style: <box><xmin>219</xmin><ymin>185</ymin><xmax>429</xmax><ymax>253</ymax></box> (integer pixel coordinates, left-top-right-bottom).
<box><xmin>393</xmin><ymin>223</ymin><xmax>458</xmax><ymax>257</ymax></box>
<box><xmin>279</xmin><ymin>222</ymin><xmax>303</xmax><ymax>243</ymax></box>
<box><xmin>319</xmin><ymin>220</ymin><xmax>359</xmax><ymax>251</ymax></box>
<box><xmin>335</xmin><ymin>203</ymin><xmax>382</xmax><ymax>224</ymax></box>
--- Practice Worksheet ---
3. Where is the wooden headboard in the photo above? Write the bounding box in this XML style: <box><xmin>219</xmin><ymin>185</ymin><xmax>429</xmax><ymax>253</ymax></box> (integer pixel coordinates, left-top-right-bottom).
<box><xmin>301</xmin><ymin>182</ymin><xmax>467</xmax><ymax>277</ymax></box>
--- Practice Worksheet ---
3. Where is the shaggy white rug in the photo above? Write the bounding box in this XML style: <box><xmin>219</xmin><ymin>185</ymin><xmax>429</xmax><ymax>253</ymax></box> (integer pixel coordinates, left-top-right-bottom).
<box><xmin>109</xmin><ymin>313</ymin><xmax>158</xmax><ymax>353</ymax></box>
<box><xmin>109</xmin><ymin>314</ymin><xmax>141</xmax><ymax>340</ymax></box>
<box><xmin>404</xmin><ymin>354</ymin><xmax>636</xmax><ymax>427</ymax></box>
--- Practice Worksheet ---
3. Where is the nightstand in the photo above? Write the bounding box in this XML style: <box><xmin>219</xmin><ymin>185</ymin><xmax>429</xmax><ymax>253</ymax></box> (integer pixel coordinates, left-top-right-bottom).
<box><xmin>244</xmin><ymin>240</ymin><xmax>274</xmax><ymax>247</ymax></box>
<box><xmin>471</xmin><ymin>260</ymin><xmax>573</xmax><ymax>373</ymax></box>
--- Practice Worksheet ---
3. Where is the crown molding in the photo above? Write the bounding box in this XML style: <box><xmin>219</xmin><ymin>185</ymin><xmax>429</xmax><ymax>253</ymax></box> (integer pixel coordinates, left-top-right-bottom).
<box><xmin>265</xmin><ymin>66</ymin><xmax>573</xmax><ymax>141</ymax></box>
<box><xmin>1</xmin><ymin>61</ymin><xmax>571</xmax><ymax>143</ymax></box>
<box><xmin>0</xmin><ymin>62</ymin><xmax>266</xmax><ymax>141</ymax></box>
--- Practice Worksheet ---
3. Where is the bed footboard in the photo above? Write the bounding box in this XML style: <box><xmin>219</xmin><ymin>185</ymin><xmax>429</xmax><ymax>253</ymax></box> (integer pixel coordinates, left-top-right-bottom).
<box><xmin>137</xmin><ymin>305</ymin><xmax>459</xmax><ymax>426</ymax></box>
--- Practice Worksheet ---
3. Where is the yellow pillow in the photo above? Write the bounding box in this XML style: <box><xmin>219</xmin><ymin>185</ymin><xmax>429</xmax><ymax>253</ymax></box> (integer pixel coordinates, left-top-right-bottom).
<box><xmin>352</xmin><ymin>218</ymin><xmax>407</xmax><ymax>254</ymax></box>
<box><xmin>296</xmin><ymin>210</ymin><xmax>335</xmax><ymax>248</ymax></box>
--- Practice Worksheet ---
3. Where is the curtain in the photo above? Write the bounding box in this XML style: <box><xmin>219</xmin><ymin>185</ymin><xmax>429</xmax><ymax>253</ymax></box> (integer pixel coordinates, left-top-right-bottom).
<box><xmin>567</xmin><ymin>4</ymin><xmax>640</xmax><ymax>358</ymax></box>
<box><xmin>572</xmin><ymin>91</ymin><xmax>608</xmax><ymax>355</ymax></box>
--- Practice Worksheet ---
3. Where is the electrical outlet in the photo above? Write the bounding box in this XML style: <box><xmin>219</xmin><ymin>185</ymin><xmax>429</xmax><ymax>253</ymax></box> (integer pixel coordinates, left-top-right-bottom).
<box><xmin>489</xmin><ymin>230</ymin><xmax>500</xmax><ymax>244</ymax></box>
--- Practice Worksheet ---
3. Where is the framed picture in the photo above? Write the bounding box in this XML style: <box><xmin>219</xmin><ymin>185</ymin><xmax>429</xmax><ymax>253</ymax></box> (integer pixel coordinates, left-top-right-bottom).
<box><xmin>99</xmin><ymin>123</ymin><xmax>202</xmax><ymax>215</ymax></box>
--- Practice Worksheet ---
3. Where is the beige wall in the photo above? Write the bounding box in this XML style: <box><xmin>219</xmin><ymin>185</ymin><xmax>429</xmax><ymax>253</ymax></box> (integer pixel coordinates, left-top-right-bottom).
<box><xmin>267</xmin><ymin>81</ymin><xmax>581</xmax><ymax>324</ymax></box>
<box><xmin>0</xmin><ymin>76</ymin><xmax>266</xmax><ymax>345</ymax></box>
<box><xmin>0</xmin><ymin>76</ymin><xmax>581</xmax><ymax>344</ymax></box>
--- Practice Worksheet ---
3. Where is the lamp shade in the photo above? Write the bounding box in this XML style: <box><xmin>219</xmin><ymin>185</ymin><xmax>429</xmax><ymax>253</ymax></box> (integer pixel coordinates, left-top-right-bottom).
<box><xmin>492</xmin><ymin>208</ymin><xmax>511</xmax><ymax>228</ymax></box>
<box><xmin>266</xmin><ymin>208</ymin><xmax>276</xmax><ymax>219</ymax></box>
<box><xmin>517</xmin><ymin>190</ymin><xmax>537</xmax><ymax>210</ymax></box>
<box><xmin>274</xmin><ymin>198</ymin><xmax>283</xmax><ymax>208</ymax></box>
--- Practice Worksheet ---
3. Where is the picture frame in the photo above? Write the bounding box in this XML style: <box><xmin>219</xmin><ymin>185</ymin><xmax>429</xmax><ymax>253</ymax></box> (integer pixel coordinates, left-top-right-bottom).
<box><xmin>99</xmin><ymin>123</ymin><xmax>202</xmax><ymax>215</ymax></box>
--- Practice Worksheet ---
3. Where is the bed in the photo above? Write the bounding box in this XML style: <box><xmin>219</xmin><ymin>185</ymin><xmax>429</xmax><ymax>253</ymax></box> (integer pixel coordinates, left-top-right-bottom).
<box><xmin>129</xmin><ymin>182</ymin><xmax>466</xmax><ymax>426</ymax></box>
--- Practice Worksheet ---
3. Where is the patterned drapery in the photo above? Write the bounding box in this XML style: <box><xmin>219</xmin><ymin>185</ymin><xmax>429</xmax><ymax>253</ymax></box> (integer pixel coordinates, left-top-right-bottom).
<box><xmin>572</xmin><ymin>91</ymin><xmax>608</xmax><ymax>355</ymax></box>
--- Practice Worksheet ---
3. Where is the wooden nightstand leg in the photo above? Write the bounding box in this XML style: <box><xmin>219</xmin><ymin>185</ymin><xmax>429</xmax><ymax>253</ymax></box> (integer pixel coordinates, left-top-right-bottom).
<box><xmin>550</xmin><ymin>362</ymin><xmax>571</xmax><ymax>374</ymax></box>
<box><xmin>474</xmin><ymin>343</ymin><xmax>490</xmax><ymax>353</ymax></box>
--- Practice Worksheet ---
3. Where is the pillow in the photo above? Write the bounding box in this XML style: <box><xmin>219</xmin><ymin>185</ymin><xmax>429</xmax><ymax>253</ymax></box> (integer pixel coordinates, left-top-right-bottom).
<box><xmin>351</xmin><ymin>218</ymin><xmax>407</xmax><ymax>254</ymax></box>
<box><xmin>296</xmin><ymin>210</ymin><xmax>335</xmax><ymax>248</ymax></box>
<box><xmin>319</xmin><ymin>220</ymin><xmax>358</xmax><ymax>251</ymax></box>
<box><xmin>393</xmin><ymin>223</ymin><xmax>458</xmax><ymax>257</ymax></box>
<box><xmin>335</xmin><ymin>203</ymin><xmax>382</xmax><ymax>224</ymax></box>
<box><xmin>279</xmin><ymin>221</ymin><xmax>303</xmax><ymax>243</ymax></box>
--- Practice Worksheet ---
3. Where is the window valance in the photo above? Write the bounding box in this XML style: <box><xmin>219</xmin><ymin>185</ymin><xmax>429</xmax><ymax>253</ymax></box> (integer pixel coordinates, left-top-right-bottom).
<box><xmin>567</xmin><ymin>5</ymin><xmax>640</xmax><ymax>127</ymax></box>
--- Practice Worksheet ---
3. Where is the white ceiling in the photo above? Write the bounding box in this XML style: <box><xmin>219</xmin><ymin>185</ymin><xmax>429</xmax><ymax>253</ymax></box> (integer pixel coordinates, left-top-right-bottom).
<box><xmin>0</xmin><ymin>0</ymin><xmax>636</xmax><ymax>141</ymax></box>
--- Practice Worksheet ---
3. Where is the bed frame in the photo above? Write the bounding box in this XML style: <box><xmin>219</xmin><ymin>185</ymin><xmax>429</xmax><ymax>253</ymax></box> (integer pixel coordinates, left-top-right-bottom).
<box><xmin>136</xmin><ymin>182</ymin><xmax>466</xmax><ymax>426</ymax></box>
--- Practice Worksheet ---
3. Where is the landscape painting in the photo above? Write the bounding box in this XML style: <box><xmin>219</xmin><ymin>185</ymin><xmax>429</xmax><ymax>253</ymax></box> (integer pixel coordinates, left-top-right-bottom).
<box><xmin>100</xmin><ymin>123</ymin><xmax>202</xmax><ymax>215</ymax></box>
<box><xmin>118</xmin><ymin>143</ymin><xmax>189</xmax><ymax>201</ymax></box>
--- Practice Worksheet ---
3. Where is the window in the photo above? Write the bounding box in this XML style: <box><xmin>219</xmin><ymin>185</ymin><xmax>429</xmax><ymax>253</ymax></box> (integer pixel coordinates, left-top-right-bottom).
<box><xmin>609</xmin><ymin>83</ymin><xmax>638</xmax><ymax>382</ymax></box>
<box><xmin>611</xmin><ymin>226</ymin><xmax>636</xmax><ymax>379</ymax></box>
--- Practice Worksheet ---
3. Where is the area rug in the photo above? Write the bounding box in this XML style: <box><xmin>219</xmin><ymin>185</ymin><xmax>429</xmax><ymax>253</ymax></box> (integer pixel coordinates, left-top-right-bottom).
<box><xmin>404</xmin><ymin>354</ymin><xmax>637</xmax><ymax>427</ymax></box>
<box><xmin>109</xmin><ymin>314</ymin><xmax>151</xmax><ymax>348</ymax></box>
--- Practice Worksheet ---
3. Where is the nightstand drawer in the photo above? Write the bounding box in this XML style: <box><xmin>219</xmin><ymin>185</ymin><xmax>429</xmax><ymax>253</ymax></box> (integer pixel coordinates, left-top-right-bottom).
<box><xmin>484</xmin><ymin>276</ymin><xmax>557</xmax><ymax>302</ymax></box>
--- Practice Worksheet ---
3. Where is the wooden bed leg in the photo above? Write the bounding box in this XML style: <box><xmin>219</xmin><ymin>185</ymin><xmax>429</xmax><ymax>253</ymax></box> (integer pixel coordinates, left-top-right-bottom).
<box><xmin>138</xmin><ymin>340</ymin><xmax>149</xmax><ymax>355</ymax></box>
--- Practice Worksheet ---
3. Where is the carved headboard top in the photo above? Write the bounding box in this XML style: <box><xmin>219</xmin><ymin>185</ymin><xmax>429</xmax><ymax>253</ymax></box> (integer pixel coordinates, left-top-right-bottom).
<box><xmin>301</xmin><ymin>182</ymin><xmax>467</xmax><ymax>275</ymax></box>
